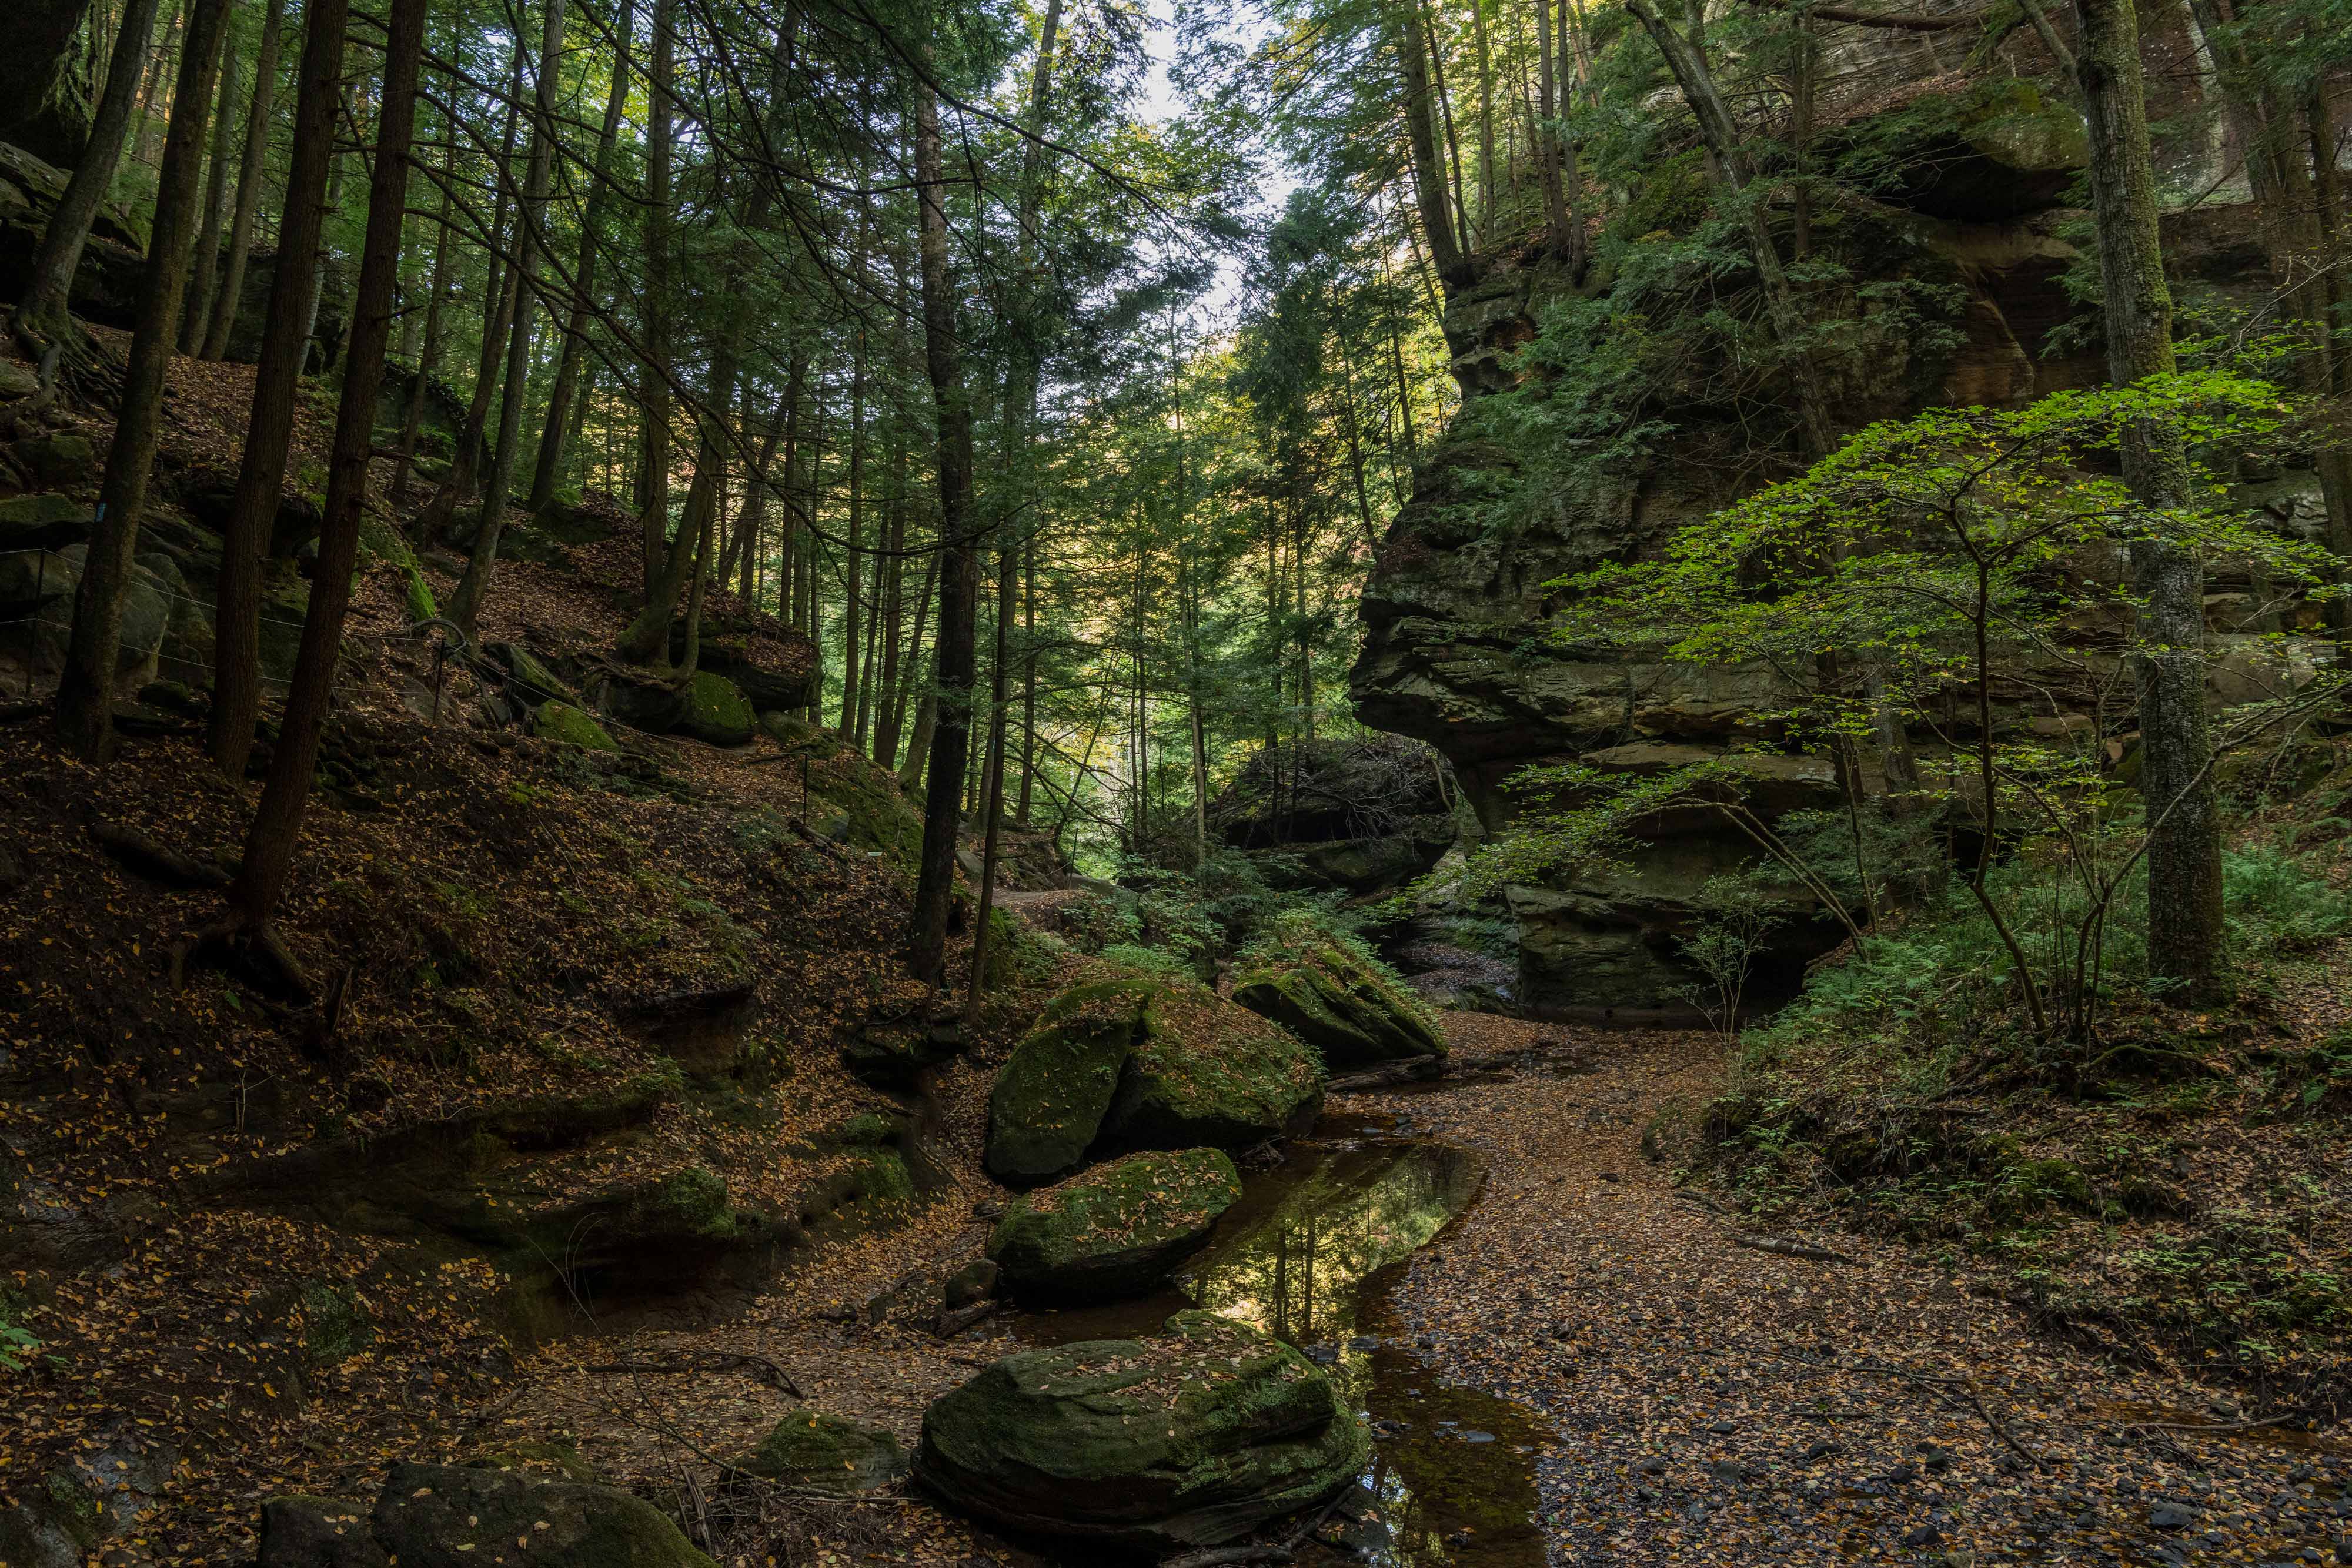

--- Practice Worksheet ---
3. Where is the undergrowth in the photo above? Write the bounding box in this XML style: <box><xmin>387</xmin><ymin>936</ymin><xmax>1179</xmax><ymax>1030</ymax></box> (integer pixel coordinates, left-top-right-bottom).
<box><xmin>1693</xmin><ymin>830</ymin><xmax>2352</xmax><ymax>1393</ymax></box>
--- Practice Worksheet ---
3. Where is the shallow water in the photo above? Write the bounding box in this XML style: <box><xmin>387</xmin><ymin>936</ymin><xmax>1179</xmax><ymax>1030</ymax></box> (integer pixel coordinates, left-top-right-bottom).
<box><xmin>1001</xmin><ymin>1112</ymin><xmax>1550</xmax><ymax>1567</ymax></box>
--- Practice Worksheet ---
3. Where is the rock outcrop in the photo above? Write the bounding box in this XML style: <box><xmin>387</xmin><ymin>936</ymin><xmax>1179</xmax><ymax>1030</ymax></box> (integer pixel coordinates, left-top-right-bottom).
<box><xmin>1233</xmin><ymin>917</ymin><xmax>1448</xmax><ymax>1069</ymax></box>
<box><xmin>1348</xmin><ymin>68</ymin><xmax>2322</xmax><ymax>1015</ymax></box>
<box><xmin>259</xmin><ymin>1463</ymin><xmax>715</xmax><ymax>1568</ymax></box>
<box><xmin>1212</xmin><ymin>734</ymin><xmax>1458</xmax><ymax>895</ymax></box>
<box><xmin>916</xmin><ymin>1310</ymin><xmax>1367</xmax><ymax>1551</ymax></box>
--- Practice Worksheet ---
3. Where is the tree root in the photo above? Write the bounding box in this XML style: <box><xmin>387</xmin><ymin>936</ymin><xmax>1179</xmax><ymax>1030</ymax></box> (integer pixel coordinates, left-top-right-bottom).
<box><xmin>166</xmin><ymin>918</ymin><xmax>316</xmax><ymax>1003</ymax></box>
<box><xmin>11</xmin><ymin>305</ymin><xmax>122</xmax><ymax>410</ymax></box>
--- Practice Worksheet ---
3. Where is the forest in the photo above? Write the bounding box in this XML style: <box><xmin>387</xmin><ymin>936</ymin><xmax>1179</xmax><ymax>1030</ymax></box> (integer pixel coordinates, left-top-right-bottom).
<box><xmin>0</xmin><ymin>0</ymin><xmax>2347</xmax><ymax>1559</ymax></box>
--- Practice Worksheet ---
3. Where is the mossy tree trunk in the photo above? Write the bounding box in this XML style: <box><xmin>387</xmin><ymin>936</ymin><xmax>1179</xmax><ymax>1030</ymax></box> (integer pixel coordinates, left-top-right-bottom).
<box><xmin>2072</xmin><ymin>0</ymin><xmax>2224</xmax><ymax>999</ymax></box>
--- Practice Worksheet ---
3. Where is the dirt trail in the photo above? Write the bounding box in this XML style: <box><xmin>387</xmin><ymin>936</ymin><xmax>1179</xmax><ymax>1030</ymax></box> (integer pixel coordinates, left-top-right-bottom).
<box><xmin>1339</xmin><ymin>1012</ymin><xmax>2349</xmax><ymax>1567</ymax></box>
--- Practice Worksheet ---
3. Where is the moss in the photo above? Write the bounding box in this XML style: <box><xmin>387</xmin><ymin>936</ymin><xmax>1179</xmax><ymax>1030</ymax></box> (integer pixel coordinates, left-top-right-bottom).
<box><xmin>984</xmin><ymin>979</ymin><xmax>1154</xmax><ymax>1183</ymax></box>
<box><xmin>1105</xmin><ymin>980</ymin><xmax>1324</xmax><ymax>1152</ymax></box>
<box><xmin>988</xmin><ymin>1149</ymin><xmax>1242</xmax><ymax>1300</ymax></box>
<box><xmin>731</xmin><ymin>1411</ymin><xmax>908</xmax><ymax>1496</ymax></box>
<box><xmin>299</xmin><ymin>1280</ymin><xmax>376</xmax><ymax>1365</ymax></box>
<box><xmin>531</xmin><ymin>700</ymin><xmax>619</xmax><ymax>751</ymax></box>
<box><xmin>654</xmin><ymin>1166</ymin><xmax>737</xmax><ymax>1236</ymax></box>
<box><xmin>675</xmin><ymin>671</ymin><xmax>756</xmax><ymax>746</ymax></box>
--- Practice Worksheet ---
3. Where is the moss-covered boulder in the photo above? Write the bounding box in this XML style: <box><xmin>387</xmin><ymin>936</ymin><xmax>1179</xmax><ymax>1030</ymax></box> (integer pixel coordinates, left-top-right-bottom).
<box><xmin>259</xmin><ymin>1497</ymin><xmax>386</xmax><ymax>1568</ymax></box>
<box><xmin>1100</xmin><ymin>980</ymin><xmax>1323</xmax><ymax>1153</ymax></box>
<box><xmin>368</xmin><ymin>1463</ymin><xmax>715</xmax><ymax>1568</ymax></box>
<box><xmin>915</xmin><ymin>1310</ymin><xmax>1366</xmax><ymax>1550</ymax></box>
<box><xmin>530</xmin><ymin>700</ymin><xmax>618</xmax><ymax>751</ymax></box>
<box><xmin>486</xmin><ymin>641</ymin><xmax>577</xmax><ymax>707</ymax></box>
<box><xmin>1232</xmin><ymin>930</ymin><xmax>1447</xmax><ymax>1069</ymax></box>
<box><xmin>984</xmin><ymin>979</ymin><xmax>1148</xmax><ymax>1185</ymax></box>
<box><xmin>760</xmin><ymin>711</ymin><xmax>923</xmax><ymax>872</ymax></box>
<box><xmin>987</xmin><ymin>1149</ymin><xmax>1241</xmax><ymax>1302</ymax></box>
<box><xmin>985</xmin><ymin>977</ymin><xmax>1324</xmax><ymax>1183</ymax></box>
<box><xmin>727</xmin><ymin>1411</ymin><xmax>909</xmax><ymax>1497</ymax></box>
<box><xmin>674</xmin><ymin>671</ymin><xmax>756</xmax><ymax>746</ymax></box>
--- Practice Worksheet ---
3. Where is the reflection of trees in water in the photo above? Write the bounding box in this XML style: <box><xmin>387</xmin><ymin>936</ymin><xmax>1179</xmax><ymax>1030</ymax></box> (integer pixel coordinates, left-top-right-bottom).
<box><xmin>1183</xmin><ymin>1144</ymin><xmax>1481</xmax><ymax>1414</ymax></box>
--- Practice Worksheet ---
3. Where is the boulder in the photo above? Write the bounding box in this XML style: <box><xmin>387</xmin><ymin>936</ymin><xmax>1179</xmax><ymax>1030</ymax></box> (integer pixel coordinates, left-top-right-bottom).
<box><xmin>1232</xmin><ymin>924</ymin><xmax>1447</xmax><ymax>1069</ymax></box>
<box><xmin>2</xmin><ymin>544</ymin><xmax>173</xmax><ymax>678</ymax></box>
<box><xmin>258</xmin><ymin>1497</ymin><xmax>386</xmax><ymax>1568</ymax></box>
<box><xmin>368</xmin><ymin>1463</ymin><xmax>714</xmax><ymax>1568</ymax></box>
<box><xmin>585</xmin><ymin>670</ymin><xmax>686</xmax><ymax>735</ymax></box>
<box><xmin>987</xmin><ymin>1149</ymin><xmax>1241</xmax><ymax>1302</ymax></box>
<box><xmin>727</xmin><ymin>1411</ymin><xmax>909</xmax><ymax>1497</ymax></box>
<box><xmin>485</xmin><ymin>641</ymin><xmax>579</xmax><ymax>707</ymax></box>
<box><xmin>667</xmin><ymin>630</ymin><xmax>814</xmax><ymax>714</ymax></box>
<box><xmin>985</xmin><ymin>979</ymin><xmax>1147</xmax><ymax>1185</ymax></box>
<box><xmin>9</xmin><ymin>431</ymin><xmax>93</xmax><ymax>487</ymax></box>
<box><xmin>916</xmin><ymin>1310</ymin><xmax>1367</xmax><ymax>1551</ymax></box>
<box><xmin>840</xmin><ymin>1011</ymin><xmax>964</xmax><ymax>1089</ymax></box>
<box><xmin>985</xmin><ymin>977</ymin><xmax>1324</xmax><ymax>1183</ymax></box>
<box><xmin>1100</xmin><ymin>979</ymin><xmax>1323</xmax><ymax>1154</ymax></box>
<box><xmin>673</xmin><ymin>670</ymin><xmax>755</xmax><ymax>746</ymax></box>
<box><xmin>761</xmin><ymin>714</ymin><xmax>924</xmax><ymax>871</ymax></box>
<box><xmin>530</xmin><ymin>700</ymin><xmax>617</xmax><ymax>751</ymax></box>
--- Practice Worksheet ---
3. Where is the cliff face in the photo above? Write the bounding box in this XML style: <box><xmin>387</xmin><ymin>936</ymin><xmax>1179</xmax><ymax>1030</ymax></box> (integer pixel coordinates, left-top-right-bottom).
<box><xmin>1351</xmin><ymin>66</ymin><xmax>2325</xmax><ymax>1016</ymax></box>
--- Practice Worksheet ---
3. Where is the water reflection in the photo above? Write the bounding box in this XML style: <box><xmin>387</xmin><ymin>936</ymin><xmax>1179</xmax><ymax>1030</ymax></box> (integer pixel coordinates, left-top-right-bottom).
<box><xmin>1000</xmin><ymin>1123</ymin><xmax>1549</xmax><ymax>1567</ymax></box>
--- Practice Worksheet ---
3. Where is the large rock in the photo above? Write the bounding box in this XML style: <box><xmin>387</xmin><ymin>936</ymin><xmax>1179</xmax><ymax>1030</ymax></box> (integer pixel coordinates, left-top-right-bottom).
<box><xmin>1098</xmin><ymin>978</ymin><xmax>1323</xmax><ymax>1154</ymax></box>
<box><xmin>760</xmin><ymin>712</ymin><xmax>923</xmax><ymax>872</ymax></box>
<box><xmin>529</xmin><ymin>700</ymin><xmax>617</xmax><ymax>751</ymax></box>
<box><xmin>727</xmin><ymin>1412</ymin><xmax>908</xmax><ymax>1497</ymax></box>
<box><xmin>366</xmin><ymin>1463</ymin><xmax>714</xmax><ymax>1568</ymax></box>
<box><xmin>985</xmin><ymin>975</ymin><xmax>1322</xmax><ymax>1183</ymax></box>
<box><xmin>916</xmin><ymin>1310</ymin><xmax>1367</xmax><ymax>1551</ymax></box>
<box><xmin>987</xmin><ymin>1148</ymin><xmax>1241</xmax><ymax>1302</ymax></box>
<box><xmin>258</xmin><ymin>1497</ymin><xmax>386</xmax><ymax>1568</ymax></box>
<box><xmin>984</xmin><ymin>979</ymin><xmax>1148</xmax><ymax>1185</ymax></box>
<box><xmin>1211</xmin><ymin>735</ymin><xmax>1456</xmax><ymax>897</ymax></box>
<box><xmin>673</xmin><ymin>670</ymin><xmax>755</xmax><ymax>746</ymax></box>
<box><xmin>1232</xmin><ymin>923</ymin><xmax>1447</xmax><ymax>1069</ymax></box>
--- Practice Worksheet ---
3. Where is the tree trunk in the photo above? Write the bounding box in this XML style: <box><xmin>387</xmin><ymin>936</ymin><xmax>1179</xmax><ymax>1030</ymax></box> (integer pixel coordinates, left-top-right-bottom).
<box><xmin>230</xmin><ymin>0</ymin><xmax>422</xmax><ymax>930</ymax></box>
<box><xmin>11</xmin><ymin>0</ymin><xmax>165</xmax><ymax>364</ymax></box>
<box><xmin>55</xmin><ymin>0</ymin><xmax>229</xmax><ymax>763</ymax></box>
<box><xmin>389</xmin><ymin>170</ymin><xmax>451</xmax><ymax>504</ymax></box>
<box><xmin>1626</xmin><ymin>0</ymin><xmax>1835</xmax><ymax>459</ymax></box>
<box><xmin>527</xmin><ymin>0</ymin><xmax>633</xmax><ymax>513</ymax></box>
<box><xmin>448</xmin><ymin>0</ymin><xmax>568</xmax><ymax>639</ymax></box>
<box><xmin>1396</xmin><ymin>0</ymin><xmax>1468</xmax><ymax>288</ymax></box>
<box><xmin>200</xmin><ymin>0</ymin><xmax>285</xmax><ymax>359</ymax></box>
<box><xmin>906</xmin><ymin>59</ymin><xmax>980</xmax><ymax>985</ymax></box>
<box><xmin>636</xmin><ymin>0</ymin><xmax>675</xmax><ymax>592</ymax></box>
<box><xmin>204</xmin><ymin>0</ymin><xmax>346</xmax><ymax>775</ymax></box>
<box><xmin>2073</xmin><ymin>0</ymin><xmax>2222</xmax><ymax>998</ymax></box>
<box><xmin>179</xmin><ymin>35</ymin><xmax>238</xmax><ymax>353</ymax></box>
<box><xmin>417</xmin><ymin>45</ymin><xmax>522</xmax><ymax>548</ymax></box>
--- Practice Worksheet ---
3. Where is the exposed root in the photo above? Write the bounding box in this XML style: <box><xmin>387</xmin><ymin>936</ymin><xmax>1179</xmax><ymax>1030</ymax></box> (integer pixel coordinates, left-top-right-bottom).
<box><xmin>166</xmin><ymin>917</ymin><xmax>316</xmax><ymax>1004</ymax></box>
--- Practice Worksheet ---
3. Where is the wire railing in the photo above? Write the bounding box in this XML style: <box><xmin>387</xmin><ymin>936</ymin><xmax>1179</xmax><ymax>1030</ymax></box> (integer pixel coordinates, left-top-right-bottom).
<box><xmin>2</xmin><ymin>544</ymin><xmax>312</xmax><ymax>700</ymax></box>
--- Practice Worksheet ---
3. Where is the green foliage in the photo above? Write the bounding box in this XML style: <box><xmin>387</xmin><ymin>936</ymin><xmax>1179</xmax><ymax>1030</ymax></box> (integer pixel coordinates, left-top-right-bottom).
<box><xmin>1100</xmin><ymin>942</ymin><xmax>1197</xmax><ymax>977</ymax></box>
<box><xmin>0</xmin><ymin>1290</ymin><xmax>41</xmax><ymax>1373</ymax></box>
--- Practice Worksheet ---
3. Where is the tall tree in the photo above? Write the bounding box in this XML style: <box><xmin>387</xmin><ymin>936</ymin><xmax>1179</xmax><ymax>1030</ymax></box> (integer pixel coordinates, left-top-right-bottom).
<box><xmin>181</xmin><ymin>32</ymin><xmax>240</xmax><ymax>353</ymax></box>
<box><xmin>230</xmin><ymin>0</ymin><xmax>426</xmax><ymax>937</ymax></box>
<box><xmin>54</xmin><ymin>0</ymin><xmax>231</xmax><ymax>762</ymax></box>
<box><xmin>448</xmin><ymin>0</ymin><xmax>569</xmax><ymax>637</ymax></box>
<box><xmin>199</xmin><ymin>0</ymin><xmax>286</xmax><ymax>359</ymax></box>
<box><xmin>526</xmin><ymin>0</ymin><xmax>635</xmax><ymax>512</ymax></box>
<box><xmin>906</xmin><ymin>52</ymin><xmax>980</xmax><ymax>985</ymax></box>
<box><xmin>206</xmin><ymin>0</ymin><xmax>350</xmax><ymax>776</ymax></box>
<box><xmin>2072</xmin><ymin>0</ymin><xmax>2223</xmax><ymax>995</ymax></box>
<box><xmin>10</xmin><ymin>0</ymin><xmax>166</xmax><ymax>372</ymax></box>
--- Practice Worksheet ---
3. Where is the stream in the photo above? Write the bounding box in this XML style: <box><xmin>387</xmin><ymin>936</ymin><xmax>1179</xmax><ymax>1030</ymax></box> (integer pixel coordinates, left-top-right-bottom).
<box><xmin>1000</xmin><ymin>1111</ymin><xmax>1551</xmax><ymax>1567</ymax></box>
